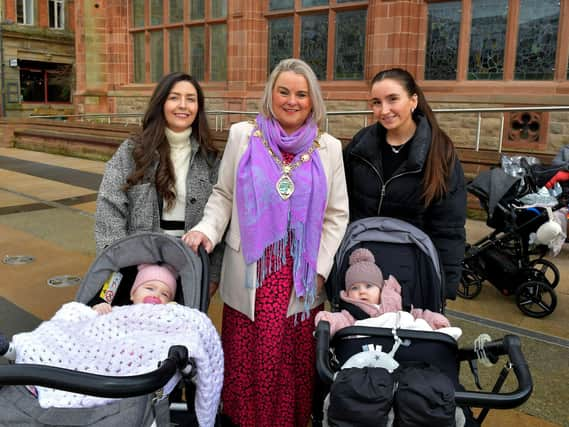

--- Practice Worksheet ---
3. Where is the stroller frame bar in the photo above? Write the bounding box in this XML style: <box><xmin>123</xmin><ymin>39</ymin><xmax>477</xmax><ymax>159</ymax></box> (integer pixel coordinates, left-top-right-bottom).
<box><xmin>315</xmin><ymin>321</ymin><xmax>532</xmax><ymax>409</ymax></box>
<box><xmin>0</xmin><ymin>345</ymin><xmax>190</xmax><ymax>398</ymax></box>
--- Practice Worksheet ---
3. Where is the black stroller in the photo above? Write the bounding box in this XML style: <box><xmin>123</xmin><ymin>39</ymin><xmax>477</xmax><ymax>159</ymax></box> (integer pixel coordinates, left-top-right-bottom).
<box><xmin>0</xmin><ymin>232</ymin><xmax>222</xmax><ymax>427</ymax></box>
<box><xmin>459</xmin><ymin>167</ymin><xmax>564</xmax><ymax>318</ymax></box>
<box><xmin>315</xmin><ymin>217</ymin><xmax>532</xmax><ymax>426</ymax></box>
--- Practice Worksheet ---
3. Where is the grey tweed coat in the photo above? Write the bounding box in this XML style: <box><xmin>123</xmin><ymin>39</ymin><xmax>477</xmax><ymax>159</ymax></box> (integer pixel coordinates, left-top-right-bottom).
<box><xmin>95</xmin><ymin>137</ymin><xmax>223</xmax><ymax>282</ymax></box>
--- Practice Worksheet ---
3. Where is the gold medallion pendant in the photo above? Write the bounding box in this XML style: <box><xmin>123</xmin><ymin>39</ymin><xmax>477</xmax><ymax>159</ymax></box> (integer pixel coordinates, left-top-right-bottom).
<box><xmin>255</xmin><ymin>124</ymin><xmax>321</xmax><ymax>200</ymax></box>
<box><xmin>276</xmin><ymin>174</ymin><xmax>295</xmax><ymax>200</ymax></box>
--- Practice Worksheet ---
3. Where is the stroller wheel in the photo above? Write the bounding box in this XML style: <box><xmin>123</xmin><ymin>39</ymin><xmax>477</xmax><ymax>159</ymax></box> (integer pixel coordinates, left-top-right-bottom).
<box><xmin>457</xmin><ymin>267</ymin><xmax>483</xmax><ymax>299</ymax></box>
<box><xmin>515</xmin><ymin>280</ymin><xmax>557</xmax><ymax>318</ymax></box>
<box><xmin>527</xmin><ymin>259</ymin><xmax>560</xmax><ymax>289</ymax></box>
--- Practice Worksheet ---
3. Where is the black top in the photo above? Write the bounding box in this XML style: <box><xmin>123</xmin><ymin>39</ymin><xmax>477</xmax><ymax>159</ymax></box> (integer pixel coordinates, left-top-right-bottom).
<box><xmin>343</xmin><ymin>113</ymin><xmax>467</xmax><ymax>299</ymax></box>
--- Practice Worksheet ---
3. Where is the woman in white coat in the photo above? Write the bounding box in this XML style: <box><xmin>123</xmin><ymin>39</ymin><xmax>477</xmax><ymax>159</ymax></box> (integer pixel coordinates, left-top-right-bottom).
<box><xmin>185</xmin><ymin>58</ymin><xmax>348</xmax><ymax>426</ymax></box>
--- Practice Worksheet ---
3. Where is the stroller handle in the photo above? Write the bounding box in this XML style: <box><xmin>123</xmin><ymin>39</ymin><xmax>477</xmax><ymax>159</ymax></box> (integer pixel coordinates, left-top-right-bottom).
<box><xmin>455</xmin><ymin>335</ymin><xmax>533</xmax><ymax>408</ymax></box>
<box><xmin>0</xmin><ymin>344</ymin><xmax>190</xmax><ymax>398</ymax></box>
<box><xmin>315</xmin><ymin>322</ymin><xmax>533</xmax><ymax>409</ymax></box>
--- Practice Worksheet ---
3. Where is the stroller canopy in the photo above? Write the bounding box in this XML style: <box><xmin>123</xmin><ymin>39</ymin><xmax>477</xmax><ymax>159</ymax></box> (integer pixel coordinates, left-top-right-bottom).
<box><xmin>328</xmin><ymin>217</ymin><xmax>444</xmax><ymax>313</ymax></box>
<box><xmin>76</xmin><ymin>232</ymin><xmax>206</xmax><ymax>311</ymax></box>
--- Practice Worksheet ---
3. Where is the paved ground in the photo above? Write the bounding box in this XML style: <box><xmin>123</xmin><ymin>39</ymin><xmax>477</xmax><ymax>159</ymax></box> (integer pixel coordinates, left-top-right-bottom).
<box><xmin>0</xmin><ymin>147</ymin><xmax>567</xmax><ymax>426</ymax></box>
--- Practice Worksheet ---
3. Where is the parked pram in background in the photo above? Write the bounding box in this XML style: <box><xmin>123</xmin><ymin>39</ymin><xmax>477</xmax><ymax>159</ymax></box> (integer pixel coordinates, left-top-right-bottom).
<box><xmin>0</xmin><ymin>232</ymin><xmax>223</xmax><ymax>427</ymax></box>
<box><xmin>459</xmin><ymin>156</ymin><xmax>568</xmax><ymax>318</ymax></box>
<box><xmin>315</xmin><ymin>217</ymin><xmax>533</xmax><ymax>427</ymax></box>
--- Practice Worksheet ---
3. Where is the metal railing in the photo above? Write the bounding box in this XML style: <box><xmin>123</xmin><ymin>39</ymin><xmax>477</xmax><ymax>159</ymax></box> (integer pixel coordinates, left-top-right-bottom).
<box><xmin>28</xmin><ymin>105</ymin><xmax>569</xmax><ymax>153</ymax></box>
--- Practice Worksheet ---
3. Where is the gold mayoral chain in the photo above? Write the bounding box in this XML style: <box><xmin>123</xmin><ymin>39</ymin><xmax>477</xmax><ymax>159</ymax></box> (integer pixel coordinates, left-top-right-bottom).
<box><xmin>255</xmin><ymin>128</ymin><xmax>320</xmax><ymax>200</ymax></box>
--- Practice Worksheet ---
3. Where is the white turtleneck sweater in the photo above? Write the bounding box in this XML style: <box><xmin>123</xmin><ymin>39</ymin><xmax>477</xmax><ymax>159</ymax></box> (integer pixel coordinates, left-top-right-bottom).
<box><xmin>162</xmin><ymin>127</ymin><xmax>192</xmax><ymax>237</ymax></box>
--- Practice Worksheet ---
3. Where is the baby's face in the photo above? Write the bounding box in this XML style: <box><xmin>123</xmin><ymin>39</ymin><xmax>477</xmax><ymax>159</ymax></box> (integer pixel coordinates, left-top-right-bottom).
<box><xmin>131</xmin><ymin>280</ymin><xmax>173</xmax><ymax>305</ymax></box>
<box><xmin>346</xmin><ymin>282</ymin><xmax>381</xmax><ymax>304</ymax></box>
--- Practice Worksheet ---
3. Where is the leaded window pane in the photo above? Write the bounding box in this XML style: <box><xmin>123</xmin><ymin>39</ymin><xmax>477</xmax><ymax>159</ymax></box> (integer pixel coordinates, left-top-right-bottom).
<box><xmin>425</xmin><ymin>1</ymin><xmax>461</xmax><ymax>80</ymax></box>
<box><xmin>302</xmin><ymin>0</ymin><xmax>328</xmax><ymax>6</ymax></box>
<box><xmin>268</xmin><ymin>17</ymin><xmax>294</xmax><ymax>74</ymax></box>
<box><xmin>133</xmin><ymin>0</ymin><xmax>145</xmax><ymax>27</ymax></box>
<box><xmin>210</xmin><ymin>24</ymin><xmax>227</xmax><ymax>81</ymax></box>
<box><xmin>133</xmin><ymin>32</ymin><xmax>146</xmax><ymax>83</ymax></box>
<box><xmin>211</xmin><ymin>0</ymin><xmax>227</xmax><ymax>18</ymax></box>
<box><xmin>190</xmin><ymin>0</ymin><xmax>205</xmax><ymax>20</ymax></box>
<box><xmin>169</xmin><ymin>28</ymin><xmax>184</xmax><ymax>72</ymax></box>
<box><xmin>150</xmin><ymin>0</ymin><xmax>163</xmax><ymax>25</ymax></box>
<box><xmin>169</xmin><ymin>0</ymin><xmax>184</xmax><ymax>23</ymax></box>
<box><xmin>150</xmin><ymin>31</ymin><xmax>164</xmax><ymax>82</ymax></box>
<box><xmin>269</xmin><ymin>0</ymin><xmax>293</xmax><ymax>9</ymax></box>
<box><xmin>300</xmin><ymin>14</ymin><xmax>328</xmax><ymax>80</ymax></box>
<box><xmin>334</xmin><ymin>9</ymin><xmax>366</xmax><ymax>80</ymax></box>
<box><xmin>190</xmin><ymin>26</ymin><xmax>205</xmax><ymax>81</ymax></box>
<box><xmin>468</xmin><ymin>0</ymin><xmax>508</xmax><ymax>80</ymax></box>
<box><xmin>514</xmin><ymin>0</ymin><xmax>559</xmax><ymax>80</ymax></box>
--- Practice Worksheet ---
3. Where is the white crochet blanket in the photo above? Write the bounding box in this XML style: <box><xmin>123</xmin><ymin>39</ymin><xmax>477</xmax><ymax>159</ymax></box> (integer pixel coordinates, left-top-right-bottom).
<box><xmin>13</xmin><ymin>302</ymin><xmax>223</xmax><ymax>427</ymax></box>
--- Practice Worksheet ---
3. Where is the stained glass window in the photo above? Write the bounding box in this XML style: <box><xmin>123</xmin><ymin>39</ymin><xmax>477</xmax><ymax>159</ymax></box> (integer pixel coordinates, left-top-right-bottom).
<box><xmin>267</xmin><ymin>2</ymin><xmax>367</xmax><ymax>80</ymax></box>
<box><xmin>269</xmin><ymin>18</ymin><xmax>294</xmax><ymax>73</ymax></box>
<box><xmin>169</xmin><ymin>0</ymin><xmax>184</xmax><ymax>23</ymax></box>
<box><xmin>169</xmin><ymin>28</ymin><xmax>184</xmax><ymax>72</ymax></box>
<box><xmin>269</xmin><ymin>0</ymin><xmax>293</xmax><ymax>10</ymax></box>
<box><xmin>191</xmin><ymin>0</ymin><xmax>205</xmax><ymax>20</ymax></box>
<box><xmin>131</xmin><ymin>1</ymin><xmax>226</xmax><ymax>82</ymax></box>
<box><xmin>211</xmin><ymin>0</ymin><xmax>227</xmax><ymax>18</ymax></box>
<box><xmin>190</xmin><ymin>27</ymin><xmax>205</xmax><ymax>81</ymax></box>
<box><xmin>514</xmin><ymin>0</ymin><xmax>559</xmax><ymax>80</ymax></box>
<box><xmin>133</xmin><ymin>0</ymin><xmax>145</xmax><ymax>27</ymax></box>
<box><xmin>302</xmin><ymin>0</ymin><xmax>328</xmax><ymax>6</ymax></box>
<box><xmin>150</xmin><ymin>0</ymin><xmax>163</xmax><ymax>26</ymax></box>
<box><xmin>468</xmin><ymin>0</ymin><xmax>508</xmax><ymax>80</ymax></box>
<box><xmin>425</xmin><ymin>1</ymin><xmax>461</xmax><ymax>80</ymax></box>
<box><xmin>300</xmin><ymin>14</ymin><xmax>328</xmax><ymax>80</ymax></box>
<box><xmin>133</xmin><ymin>32</ymin><xmax>145</xmax><ymax>83</ymax></box>
<box><xmin>150</xmin><ymin>31</ymin><xmax>164</xmax><ymax>82</ymax></box>
<box><xmin>334</xmin><ymin>9</ymin><xmax>366</xmax><ymax>80</ymax></box>
<box><xmin>210</xmin><ymin>24</ymin><xmax>227</xmax><ymax>81</ymax></box>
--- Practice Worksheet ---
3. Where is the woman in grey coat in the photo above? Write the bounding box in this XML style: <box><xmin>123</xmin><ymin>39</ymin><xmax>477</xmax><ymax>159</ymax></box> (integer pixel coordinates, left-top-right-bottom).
<box><xmin>95</xmin><ymin>72</ymin><xmax>222</xmax><ymax>284</ymax></box>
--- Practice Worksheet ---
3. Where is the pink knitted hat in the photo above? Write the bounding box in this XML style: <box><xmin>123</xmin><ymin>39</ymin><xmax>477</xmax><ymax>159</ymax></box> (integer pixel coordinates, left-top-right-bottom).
<box><xmin>131</xmin><ymin>263</ymin><xmax>178</xmax><ymax>298</ymax></box>
<box><xmin>345</xmin><ymin>248</ymin><xmax>384</xmax><ymax>290</ymax></box>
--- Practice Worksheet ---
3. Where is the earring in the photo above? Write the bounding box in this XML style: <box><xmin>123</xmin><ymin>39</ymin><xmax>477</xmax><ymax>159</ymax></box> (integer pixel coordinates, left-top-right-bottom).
<box><xmin>411</xmin><ymin>107</ymin><xmax>415</xmax><ymax>113</ymax></box>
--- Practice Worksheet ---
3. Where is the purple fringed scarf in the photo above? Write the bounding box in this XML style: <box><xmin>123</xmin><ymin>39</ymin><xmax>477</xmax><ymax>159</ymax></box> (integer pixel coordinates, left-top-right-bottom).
<box><xmin>235</xmin><ymin>114</ymin><xmax>327</xmax><ymax>311</ymax></box>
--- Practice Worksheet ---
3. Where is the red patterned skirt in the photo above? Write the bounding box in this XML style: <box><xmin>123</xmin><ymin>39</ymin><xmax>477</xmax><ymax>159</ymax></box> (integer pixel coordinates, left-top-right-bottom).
<box><xmin>220</xmin><ymin>251</ymin><xmax>321</xmax><ymax>427</ymax></box>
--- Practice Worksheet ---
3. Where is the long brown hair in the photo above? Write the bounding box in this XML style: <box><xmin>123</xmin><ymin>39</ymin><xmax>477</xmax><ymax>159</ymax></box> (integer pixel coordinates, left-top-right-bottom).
<box><xmin>125</xmin><ymin>72</ymin><xmax>217</xmax><ymax>209</ymax></box>
<box><xmin>371</xmin><ymin>68</ymin><xmax>457</xmax><ymax>206</ymax></box>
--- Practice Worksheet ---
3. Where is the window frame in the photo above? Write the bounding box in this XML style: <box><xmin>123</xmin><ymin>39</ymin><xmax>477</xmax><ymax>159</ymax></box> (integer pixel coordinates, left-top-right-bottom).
<box><xmin>19</xmin><ymin>63</ymin><xmax>72</xmax><ymax>104</ymax></box>
<box><xmin>48</xmin><ymin>0</ymin><xmax>65</xmax><ymax>30</ymax></box>
<box><xmin>129</xmin><ymin>0</ymin><xmax>228</xmax><ymax>84</ymax></box>
<box><xmin>16</xmin><ymin>0</ymin><xmax>34</xmax><ymax>25</ymax></box>
<box><xmin>265</xmin><ymin>0</ymin><xmax>369</xmax><ymax>81</ymax></box>
<box><xmin>424</xmin><ymin>0</ymin><xmax>569</xmax><ymax>81</ymax></box>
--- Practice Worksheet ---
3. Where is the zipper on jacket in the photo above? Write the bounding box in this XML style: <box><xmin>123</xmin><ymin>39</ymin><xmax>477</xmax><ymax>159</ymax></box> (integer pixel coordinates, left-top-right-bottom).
<box><xmin>351</xmin><ymin>153</ymin><xmax>421</xmax><ymax>216</ymax></box>
<box><xmin>377</xmin><ymin>169</ymin><xmax>422</xmax><ymax>215</ymax></box>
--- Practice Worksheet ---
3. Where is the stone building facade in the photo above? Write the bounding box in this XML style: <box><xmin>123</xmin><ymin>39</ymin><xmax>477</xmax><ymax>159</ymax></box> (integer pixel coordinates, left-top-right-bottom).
<box><xmin>3</xmin><ymin>1</ymin><xmax>569</xmax><ymax>155</ymax></box>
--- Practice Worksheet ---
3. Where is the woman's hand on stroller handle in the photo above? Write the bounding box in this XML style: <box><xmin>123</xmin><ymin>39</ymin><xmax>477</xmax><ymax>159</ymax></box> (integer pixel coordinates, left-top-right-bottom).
<box><xmin>182</xmin><ymin>231</ymin><xmax>213</xmax><ymax>253</ymax></box>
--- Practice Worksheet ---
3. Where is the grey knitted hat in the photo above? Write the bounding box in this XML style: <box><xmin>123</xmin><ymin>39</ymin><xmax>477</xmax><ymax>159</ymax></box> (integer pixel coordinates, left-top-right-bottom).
<box><xmin>345</xmin><ymin>248</ymin><xmax>384</xmax><ymax>290</ymax></box>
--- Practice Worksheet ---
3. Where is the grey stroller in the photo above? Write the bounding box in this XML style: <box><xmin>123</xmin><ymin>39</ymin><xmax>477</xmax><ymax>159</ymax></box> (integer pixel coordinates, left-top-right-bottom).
<box><xmin>314</xmin><ymin>217</ymin><xmax>533</xmax><ymax>426</ymax></box>
<box><xmin>0</xmin><ymin>232</ymin><xmax>222</xmax><ymax>427</ymax></box>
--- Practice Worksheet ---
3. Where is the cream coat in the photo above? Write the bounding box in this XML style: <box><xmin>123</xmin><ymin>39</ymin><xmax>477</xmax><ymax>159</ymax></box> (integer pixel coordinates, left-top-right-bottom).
<box><xmin>192</xmin><ymin>121</ymin><xmax>349</xmax><ymax>320</ymax></box>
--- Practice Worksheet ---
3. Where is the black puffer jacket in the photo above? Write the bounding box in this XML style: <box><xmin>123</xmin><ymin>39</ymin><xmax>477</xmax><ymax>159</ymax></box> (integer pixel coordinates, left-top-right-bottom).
<box><xmin>344</xmin><ymin>114</ymin><xmax>466</xmax><ymax>299</ymax></box>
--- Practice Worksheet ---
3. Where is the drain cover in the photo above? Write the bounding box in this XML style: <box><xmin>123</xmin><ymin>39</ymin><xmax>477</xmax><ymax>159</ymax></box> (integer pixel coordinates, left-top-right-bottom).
<box><xmin>47</xmin><ymin>275</ymin><xmax>82</xmax><ymax>288</ymax></box>
<box><xmin>3</xmin><ymin>255</ymin><xmax>35</xmax><ymax>265</ymax></box>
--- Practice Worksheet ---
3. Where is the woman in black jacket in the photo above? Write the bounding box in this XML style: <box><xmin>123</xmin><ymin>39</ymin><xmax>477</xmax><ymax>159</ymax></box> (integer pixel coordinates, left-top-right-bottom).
<box><xmin>344</xmin><ymin>68</ymin><xmax>466</xmax><ymax>299</ymax></box>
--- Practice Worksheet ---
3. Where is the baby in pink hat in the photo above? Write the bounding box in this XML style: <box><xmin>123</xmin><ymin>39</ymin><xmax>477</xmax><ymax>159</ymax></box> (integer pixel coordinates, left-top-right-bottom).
<box><xmin>92</xmin><ymin>263</ymin><xmax>178</xmax><ymax>315</ymax></box>
<box><xmin>315</xmin><ymin>248</ymin><xmax>450</xmax><ymax>337</ymax></box>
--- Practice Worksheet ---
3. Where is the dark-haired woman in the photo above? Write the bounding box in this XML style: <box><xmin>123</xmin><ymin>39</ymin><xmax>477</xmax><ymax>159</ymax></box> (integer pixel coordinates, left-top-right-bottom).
<box><xmin>95</xmin><ymin>72</ymin><xmax>222</xmax><ymax>284</ymax></box>
<box><xmin>344</xmin><ymin>68</ymin><xmax>466</xmax><ymax>299</ymax></box>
